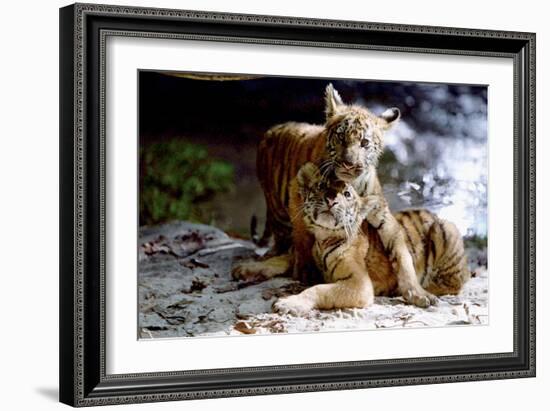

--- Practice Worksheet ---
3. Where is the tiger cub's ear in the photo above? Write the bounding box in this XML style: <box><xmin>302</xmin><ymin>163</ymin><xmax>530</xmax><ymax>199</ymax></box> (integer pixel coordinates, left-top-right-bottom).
<box><xmin>325</xmin><ymin>83</ymin><xmax>344</xmax><ymax>120</ymax></box>
<box><xmin>379</xmin><ymin>107</ymin><xmax>401</xmax><ymax>130</ymax></box>
<box><xmin>296</xmin><ymin>162</ymin><xmax>320</xmax><ymax>197</ymax></box>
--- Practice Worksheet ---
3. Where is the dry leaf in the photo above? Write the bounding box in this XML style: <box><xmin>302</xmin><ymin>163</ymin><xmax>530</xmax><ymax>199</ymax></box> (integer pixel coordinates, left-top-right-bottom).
<box><xmin>234</xmin><ymin>321</ymin><xmax>256</xmax><ymax>334</ymax></box>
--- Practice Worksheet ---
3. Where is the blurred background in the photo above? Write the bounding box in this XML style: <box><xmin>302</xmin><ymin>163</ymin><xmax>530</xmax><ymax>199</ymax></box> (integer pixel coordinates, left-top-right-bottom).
<box><xmin>139</xmin><ymin>72</ymin><xmax>487</xmax><ymax>243</ymax></box>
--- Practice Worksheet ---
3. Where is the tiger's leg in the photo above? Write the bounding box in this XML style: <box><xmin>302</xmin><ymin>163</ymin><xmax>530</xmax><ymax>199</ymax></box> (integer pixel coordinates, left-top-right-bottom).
<box><xmin>289</xmin><ymin>178</ymin><xmax>323</xmax><ymax>285</ymax></box>
<box><xmin>258</xmin><ymin>194</ymin><xmax>293</xmax><ymax>257</ymax></box>
<box><xmin>421</xmin><ymin>219</ymin><xmax>471</xmax><ymax>296</ymax></box>
<box><xmin>364</xmin><ymin>197</ymin><xmax>437</xmax><ymax>308</ymax></box>
<box><xmin>274</xmin><ymin>250</ymin><xmax>374</xmax><ymax>316</ymax></box>
<box><xmin>291</xmin><ymin>214</ymin><xmax>323</xmax><ymax>285</ymax></box>
<box><xmin>231</xmin><ymin>253</ymin><xmax>292</xmax><ymax>282</ymax></box>
<box><xmin>273</xmin><ymin>273</ymin><xmax>374</xmax><ymax>316</ymax></box>
<box><xmin>257</xmin><ymin>218</ymin><xmax>293</xmax><ymax>259</ymax></box>
<box><xmin>272</xmin><ymin>223</ymin><xmax>293</xmax><ymax>255</ymax></box>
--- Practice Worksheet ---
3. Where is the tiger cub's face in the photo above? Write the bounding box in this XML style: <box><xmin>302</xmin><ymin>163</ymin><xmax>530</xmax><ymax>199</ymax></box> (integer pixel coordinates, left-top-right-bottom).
<box><xmin>323</xmin><ymin>84</ymin><xmax>400</xmax><ymax>182</ymax></box>
<box><xmin>297</xmin><ymin>162</ymin><xmax>365</xmax><ymax>239</ymax></box>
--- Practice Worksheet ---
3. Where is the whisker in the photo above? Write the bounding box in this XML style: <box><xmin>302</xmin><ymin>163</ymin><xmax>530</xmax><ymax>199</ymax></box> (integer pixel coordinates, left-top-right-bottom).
<box><xmin>290</xmin><ymin>204</ymin><xmax>308</xmax><ymax>222</ymax></box>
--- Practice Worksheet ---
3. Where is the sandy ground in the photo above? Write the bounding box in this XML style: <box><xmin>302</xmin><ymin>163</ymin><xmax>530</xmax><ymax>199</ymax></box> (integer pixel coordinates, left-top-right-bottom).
<box><xmin>138</xmin><ymin>222</ymin><xmax>488</xmax><ymax>339</ymax></box>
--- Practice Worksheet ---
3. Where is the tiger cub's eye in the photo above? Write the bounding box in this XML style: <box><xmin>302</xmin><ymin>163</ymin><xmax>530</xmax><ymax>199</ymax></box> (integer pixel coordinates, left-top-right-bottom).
<box><xmin>343</xmin><ymin>191</ymin><xmax>352</xmax><ymax>199</ymax></box>
<box><xmin>360</xmin><ymin>138</ymin><xmax>369</xmax><ymax>148</ymax></box>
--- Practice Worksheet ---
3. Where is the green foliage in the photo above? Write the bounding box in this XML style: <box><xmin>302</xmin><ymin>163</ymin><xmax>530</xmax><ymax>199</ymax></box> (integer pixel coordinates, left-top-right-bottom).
<box><xmin>140</xmin><ymin>140</ymin><xmax>234</xmax><ymax>226</ymax></box>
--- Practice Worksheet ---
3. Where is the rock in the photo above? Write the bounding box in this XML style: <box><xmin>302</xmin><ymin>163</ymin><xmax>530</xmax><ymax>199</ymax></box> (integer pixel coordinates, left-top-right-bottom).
<box><xmin>237</xmin><ymin>300</ymin><xmax>272</xmax><ymax>317</ymax></box>
<box><xmin>138</xmin><ymin>221</ymin><xmax>489</xmax><ymax>339</ymax></box>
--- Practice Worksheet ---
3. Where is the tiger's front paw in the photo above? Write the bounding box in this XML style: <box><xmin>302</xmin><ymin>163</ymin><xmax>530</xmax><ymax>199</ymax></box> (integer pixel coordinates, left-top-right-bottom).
<box><xmin>361</xmin><ymin>195</ymin><xmax>387</xmax><ymax>226</ymax></box>
<box><xmin>231</xmin><ymin>261</ymin><xmax>267</xmax><ymax>282</ymax></box>
<box><xmin>273</xmin><ymin>295</ymin><xmax>315</xmax><ymax>316</ymax></box>
<box><xmin>401</xmin><ymin>286</ymin><xmax>438</xmax><ymax>308</ymax></box>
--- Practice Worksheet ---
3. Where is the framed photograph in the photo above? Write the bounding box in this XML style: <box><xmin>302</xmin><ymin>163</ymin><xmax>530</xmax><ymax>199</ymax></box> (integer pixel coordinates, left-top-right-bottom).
<box><xmin>59</xmin><ymin>3</ymin><xmax>536</xmax><ymax>407</ymax></box>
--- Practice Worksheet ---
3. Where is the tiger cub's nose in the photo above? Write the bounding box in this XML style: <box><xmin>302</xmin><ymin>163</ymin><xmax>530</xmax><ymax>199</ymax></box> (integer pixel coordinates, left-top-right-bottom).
<box><xmin>326</xmin><ymin>197</ymin><xmax>338</xmax><ymax>208</ymax></box>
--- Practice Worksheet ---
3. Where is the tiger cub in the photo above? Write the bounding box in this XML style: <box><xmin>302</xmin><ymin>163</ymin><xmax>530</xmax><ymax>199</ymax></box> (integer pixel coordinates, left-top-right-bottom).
<box><xmin>240</xmin><ymin>84</ymin><xmax>435</xmax><ymax>307</ymax></box>
<box><xmin>237</xmin><ymin>163</ymin><xmax>471</xmax><ymax>316</ymax></box>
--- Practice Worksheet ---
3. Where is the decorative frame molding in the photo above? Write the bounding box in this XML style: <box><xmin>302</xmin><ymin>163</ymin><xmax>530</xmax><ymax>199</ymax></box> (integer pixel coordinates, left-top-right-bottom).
<box><xmin>60</xmin><ymin>3</ymin><xmax>535</xmax><ymax>407</ymax></box>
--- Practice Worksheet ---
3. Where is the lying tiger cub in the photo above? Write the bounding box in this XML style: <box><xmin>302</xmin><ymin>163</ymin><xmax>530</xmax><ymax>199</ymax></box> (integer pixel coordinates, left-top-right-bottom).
<box><xmin>236</xmin><ymin>163</ymin><xmax>470</xmax><ymax>316</ymax></box>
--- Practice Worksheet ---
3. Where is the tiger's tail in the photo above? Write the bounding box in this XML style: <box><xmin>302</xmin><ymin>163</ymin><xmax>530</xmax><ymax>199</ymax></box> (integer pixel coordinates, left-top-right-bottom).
<box><xmin>250</xmin><ymin>214</ymin><xmax>272</xmax><ymax>247</ymax></box>
<box><xmin>251</xmin><ymin>214</ymin><xmax>272</xmax><ymax>247</ymax></box>
<box><xmin>422</xmin><ymin>217</ymin><xmax>471</xmax><ymax>296</ymax></box>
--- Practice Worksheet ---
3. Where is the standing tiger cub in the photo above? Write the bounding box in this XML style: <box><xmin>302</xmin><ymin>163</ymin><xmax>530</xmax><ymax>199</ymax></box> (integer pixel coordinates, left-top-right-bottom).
<box><xmin>236</xmin><ymin>84</ymin><xmax>436</xmax><ymax>307</ymax></box>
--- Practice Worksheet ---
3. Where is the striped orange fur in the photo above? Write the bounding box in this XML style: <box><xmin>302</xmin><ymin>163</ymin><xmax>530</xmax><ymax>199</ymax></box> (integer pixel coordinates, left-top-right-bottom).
<box><xmin>245</xmin><ymin>84</ymin><xmax>439</xmax><ymax>308</ymax></box>
<box><xmin>239</xmin><ymin>163</ymin><xmax>470</xmax><ymax>315</ymax></box>
<box><xmin>256</xmin><ymin>85</ymin><xmax>396</xmax><ymax>253</ymax></box>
